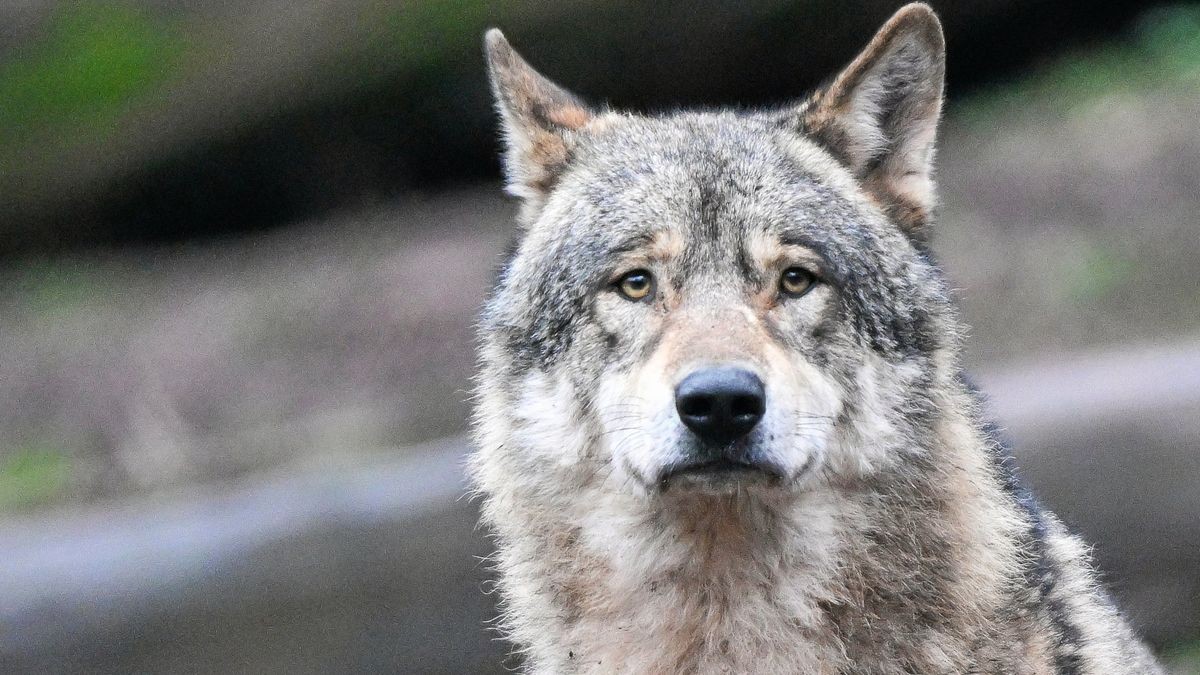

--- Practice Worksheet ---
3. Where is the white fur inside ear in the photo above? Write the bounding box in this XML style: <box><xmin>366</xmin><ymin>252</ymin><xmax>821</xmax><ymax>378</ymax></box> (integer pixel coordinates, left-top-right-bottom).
<box><xmin>841</xmin><ymin>36</ymin><xmax>942</xmax><ymax>174</ymax></box>
<box><xmin>839</xmin><ymin>73</ymin><xmax>891</xmax><ymax>168</ymax></box>
<box><xmin>890</xmin><ymin>169</ymin><xmax>936</xmax><ymax>212</ymax></box>
<box><xmin>803</xmin><ymin>6</ymin><xmax>945</xmax><ymax>220</ymax></box>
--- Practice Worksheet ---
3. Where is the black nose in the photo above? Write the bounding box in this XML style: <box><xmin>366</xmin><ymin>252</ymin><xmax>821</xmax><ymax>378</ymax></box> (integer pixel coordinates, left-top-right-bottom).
<box><xmin>675</xmin><ymin>367</ymin><xmax>766</xmax><ymax>444</ymax></box>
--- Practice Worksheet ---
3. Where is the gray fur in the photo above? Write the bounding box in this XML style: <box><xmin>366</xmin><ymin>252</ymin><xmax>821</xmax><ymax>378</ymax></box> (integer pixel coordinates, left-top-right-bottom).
<box><xmin>471</xmin><ymin>4</ymin><xmax>1163</xmax><ymax>673</ymax></box>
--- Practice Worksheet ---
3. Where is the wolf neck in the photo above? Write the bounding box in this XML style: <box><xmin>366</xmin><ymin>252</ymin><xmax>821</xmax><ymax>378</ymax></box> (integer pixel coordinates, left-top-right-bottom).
<box><xmin>494</xmin><ymin>396</ymin><xmax>1026</xmax><ymax>674</ymax></box>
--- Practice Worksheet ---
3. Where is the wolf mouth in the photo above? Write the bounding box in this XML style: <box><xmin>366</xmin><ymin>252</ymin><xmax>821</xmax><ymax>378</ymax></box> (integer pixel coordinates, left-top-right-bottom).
<box><xmin>657</xmin><ymin>456</ymin><xmax>786</xmax><ymax>490</ymax></box>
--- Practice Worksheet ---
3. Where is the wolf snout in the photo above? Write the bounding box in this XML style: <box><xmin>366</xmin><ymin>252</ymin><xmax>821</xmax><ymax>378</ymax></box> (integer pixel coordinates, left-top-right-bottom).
<box><xmin>674</xmin><ymin>366</ymin><xmax>765</xmax><ymax>444</ymax></box>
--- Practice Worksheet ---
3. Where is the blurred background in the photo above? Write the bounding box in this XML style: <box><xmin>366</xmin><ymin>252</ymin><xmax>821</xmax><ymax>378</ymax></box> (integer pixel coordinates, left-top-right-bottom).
<box><xmin>0</xmin><ymin>0</ymin><xmax>1198</xmax><ymax>672</ymax></box>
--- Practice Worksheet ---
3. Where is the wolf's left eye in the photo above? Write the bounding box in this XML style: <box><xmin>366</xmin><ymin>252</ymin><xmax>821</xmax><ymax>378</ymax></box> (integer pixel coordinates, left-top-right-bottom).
<box><xmin>615</xmin><ymin>270</ymin><xmax>655</xmax><ymax>302</ymax></box>
<box><xmin>779</xmin><ymin>267</ymin><xmax>816</xmax><ymax>298</ymax></box>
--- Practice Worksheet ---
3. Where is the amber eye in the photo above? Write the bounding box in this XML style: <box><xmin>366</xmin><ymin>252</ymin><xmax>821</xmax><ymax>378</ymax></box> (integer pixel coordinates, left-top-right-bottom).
<box><xmin>779</xmin><ymin>267</ymin><xmax>816</xmax><ymax>298</ymax></box>
<box><xmin>615</xmin><ymin>269</ymin><xmax>654</xmax><ymax>301</ymax></box>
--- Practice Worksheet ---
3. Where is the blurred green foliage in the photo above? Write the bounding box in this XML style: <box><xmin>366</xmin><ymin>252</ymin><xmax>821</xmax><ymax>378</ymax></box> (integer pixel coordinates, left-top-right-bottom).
<box><xmin>959</xmin><ymin>3</ymin><xmax>1200</xmax><ymax>123</ymax></box>
<box><xmin>15</xmin><ymin>260</ymin><xmax>103</xmax><ymax>318</ymax></box>
<box><xmin>1063</xmin><ymin>242</ymin><xmax>1137</xmax><ymax>304</ymax></box>
<box><xmin>1166</xmin><ymin>640</ymin><xmax>1200</xmax><ymax>674</ymax></box>
<box><xmin>0</xmin><ymin>3</ymin><xmax>183</xmax><ymax>145</ymax></box>
<box><xmin>0</xmin><ymin>446</ymin><xmax>71</xmax><ymax>510</ymax></box>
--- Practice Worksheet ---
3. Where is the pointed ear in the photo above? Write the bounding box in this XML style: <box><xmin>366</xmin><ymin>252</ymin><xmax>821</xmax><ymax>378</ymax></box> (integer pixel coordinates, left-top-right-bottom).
<box><xmin>484</xmin><ymin>29</ymin><xmax>595</xmax><ymax>207</ymax></box>
<box><xmin>800</xmin><ymin>3</ymin><xmax>945</xmax><ymax>241</ymax></box>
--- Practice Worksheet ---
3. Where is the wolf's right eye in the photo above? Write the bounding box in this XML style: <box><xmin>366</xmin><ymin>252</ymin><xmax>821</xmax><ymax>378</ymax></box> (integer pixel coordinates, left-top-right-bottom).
<box><xmin>779</xmin><ymin>267</ymin><xmax>817</xmax><ymax>298</ymax></box>
<box><xmin>615</xmin><ymin>270</ymin><xmax>654</xmax><ymax>302</ymax></box>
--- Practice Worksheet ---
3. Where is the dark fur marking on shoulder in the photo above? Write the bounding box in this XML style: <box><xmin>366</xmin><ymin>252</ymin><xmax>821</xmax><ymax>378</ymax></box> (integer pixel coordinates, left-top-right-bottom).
<box><xmin>962</xmin><ymin>377</ymin><xmax>1085</xmax><ymax>675</ymax></box>
<box><xmin>1023</xmin><ymin>499</ymin><xmax>1086</xmax><ymax>675</ymax></box>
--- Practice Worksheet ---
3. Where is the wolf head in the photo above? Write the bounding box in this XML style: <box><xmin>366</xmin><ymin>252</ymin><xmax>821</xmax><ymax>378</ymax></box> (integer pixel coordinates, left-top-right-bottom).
<box><xmin>475</xmin><ymin>4</ymin><xmax>955</xmax><ymax>508</ymax></box>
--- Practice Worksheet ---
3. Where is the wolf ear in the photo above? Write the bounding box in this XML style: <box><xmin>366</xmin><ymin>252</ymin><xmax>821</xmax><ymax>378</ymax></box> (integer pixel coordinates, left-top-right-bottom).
<box><xmin>800</xmin><ymin>3</ymin><xmax>945</xmax><ymax>241</ymax></box>
<box><xmin>484</xmin><ymin>29</ymin><xmax>595</xmax><ymax>207</ymax></box>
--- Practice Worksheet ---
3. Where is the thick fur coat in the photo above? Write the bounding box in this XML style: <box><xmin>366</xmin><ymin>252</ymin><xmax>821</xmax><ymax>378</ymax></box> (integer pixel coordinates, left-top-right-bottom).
<box><xmin>470</xmin><ymin>5</ymin><xmax>1164</xmax><ymax>673</ymax></box>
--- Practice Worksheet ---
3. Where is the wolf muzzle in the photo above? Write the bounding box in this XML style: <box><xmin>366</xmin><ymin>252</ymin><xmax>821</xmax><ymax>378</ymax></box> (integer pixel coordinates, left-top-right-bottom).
<box><xmin>661</xmin><ymin>366</ymin><xmax>785</xmax><ymax>488</ymax></box>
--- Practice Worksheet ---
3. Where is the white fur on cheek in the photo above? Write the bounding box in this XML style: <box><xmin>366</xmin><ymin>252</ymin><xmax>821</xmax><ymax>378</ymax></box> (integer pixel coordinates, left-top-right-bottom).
<box><xmin>512</xmin><ymin>370</ymin><xmax>592</xmax><ymax>469</ymax></box>
<box><xmin>593</xmin><ymin>352</ymin><xmax>680</xmax><ymax>488</ymax></box>
<box><xmin>761</xmin><ymin>343</ymin><xmax>841</xmax><ymax>481</ymax></box>
<box><xmin>828</xmin><ymin>354</ymin><xmax>923</xmax><ymax>477</ymax></box>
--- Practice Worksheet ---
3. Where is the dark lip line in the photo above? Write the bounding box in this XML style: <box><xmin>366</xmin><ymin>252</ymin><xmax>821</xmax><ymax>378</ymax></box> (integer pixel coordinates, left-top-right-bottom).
<box><xmin>655</xmin><ymin>453</ymin><xmax>818</xmax><ymax>489</ymax></box>
<box><xmin>657</xmin><ymin>457</ymin><xmax>785</xmax><ymax>484</ymax></box>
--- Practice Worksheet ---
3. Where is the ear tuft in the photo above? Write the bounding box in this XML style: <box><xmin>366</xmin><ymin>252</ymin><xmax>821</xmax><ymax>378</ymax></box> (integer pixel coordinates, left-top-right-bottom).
<box><xmin>484</xmin><ymin>29</ymin><xmax>594</xmax><ymax>210</ymax></box>
<box><xmin>800</xmin><ymin>3</ymin><xmax>945</xmax><ymax>242</ymax></box>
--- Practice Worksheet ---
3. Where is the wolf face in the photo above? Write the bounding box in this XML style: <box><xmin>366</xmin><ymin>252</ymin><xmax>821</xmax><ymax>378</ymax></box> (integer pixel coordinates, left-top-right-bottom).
<box><xmin>476</xmin><ymin>5</ymin><xmax>952</xmax><ymax>507</ymax></box>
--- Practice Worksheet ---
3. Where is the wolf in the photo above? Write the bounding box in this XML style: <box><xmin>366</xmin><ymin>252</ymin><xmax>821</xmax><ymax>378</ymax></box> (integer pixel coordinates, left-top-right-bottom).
<box><xmin>470</xmin><ymin>4</ymin><xmax>1164</xmax><ymax>673</ymax></box>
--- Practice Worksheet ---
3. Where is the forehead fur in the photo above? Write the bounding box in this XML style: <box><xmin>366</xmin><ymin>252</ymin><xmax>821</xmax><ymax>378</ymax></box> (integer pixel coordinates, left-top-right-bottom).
<box><xmin>560</xmin><ymin>111</ymin><xmax>864</xmax><ymax>224</ymax></box>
